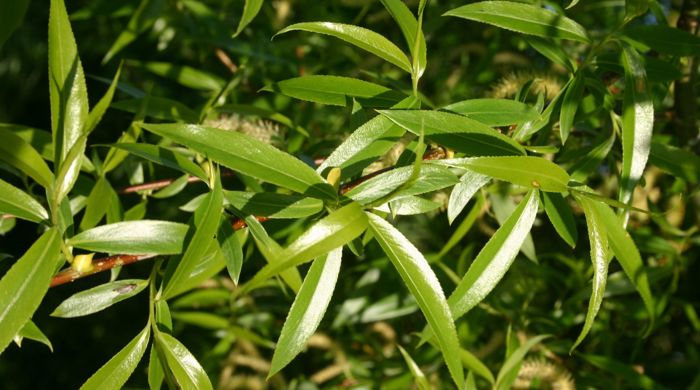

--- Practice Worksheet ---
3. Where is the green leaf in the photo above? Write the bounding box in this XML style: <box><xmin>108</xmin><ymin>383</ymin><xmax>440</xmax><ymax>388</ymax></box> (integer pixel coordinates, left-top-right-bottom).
<box><xmin>80</xmin><ymin>176</ymin><xmax>116</xmax><ymax>230</ymax></box>
<box><xmin>0</xmin><ymin>229</ymin><xmax>62</xmax><ymax>354</ymax></box>
<box><xmin>380</xmin><ymin>0</ymin><xmax>427</xmax><ymax>78</ymax></box>
<box><xmin>68</xmin><ymin>220</ymin><xmax>189</xmax><ymax>254</ymax></box>
<box><xmin>368</xmin><ymin>213</ymin><xmax>464</xmax><ymax>386</ymax></box>
<box><xmin>570</xmin><ymin>195</ymin><xmax>610</xmax><ymax>351</ymax></box>
<box><xmin>345</xmin><ymin>164</ymin><xmax>458</xmax><ymax>205</ymax></box>
<box><xmin>0</xmin><ymin>0</ymin><xmax>30</xmax><ymax>49</ymax></box>
<box><xmin>569</xmin><ymin>132</ymin><xmax>616</xmax><ymax>182</ymax></box>
<box><xmin>112</xmin><ymin>97</ymin><xmax>200</xmax><ymax>123</ymax></box>
<box><xmin>152</xmin><ymin>175</ymin><xmax>190</xmax><ymax>199</ymax></box>
<box><xmin>49</xmin><ymin>0</ymin><xmax>89</xmax><ymax>168</ymax></box>
<box><xmin>317</xmin><ymin>95</ymin><xmax>419</xmax><ymax>178</ymax></box>
<box><xmin>460</xmin><ymin>348</ymin><xmax>495</xmax><ymax>385</ymax></box>
<box><xmin>276</xmin><ymin>22</ymin><xmax>412</xmax><ymax>73</ymax></box>
<box><xmin>624</xmin><ymin>25</ymin><xmax>700</xmax><ymax>57</ymax></box>
<box><xmin>171</xmin><ymin>311</ymin><xmax>229</xmax><ymax>329</ymax></box>
<box><xmin>51</xmin><ymin>279</ymin><xmax>149</xmax><ymax>318</ymax></box>
<box><xmin>578</xmin><ymin>353</ymin><xmax>662</xmax><ymax>389</ymax></box>
<box><xmin>242</xmin><ymin>203</ymin><xmax>368</xmax><ymax>293</ymax></box>
<box><xmin>80</xmin><ymin>324</ymin><xmax>150</xmax><ymax>390</ymax></box>
<box><xmin>491</xmin><ymin>191</ymin><xmax>537</xmax><ymax>262</ymax></box>
<box><xmin>437</xmin><ymin>156</ymin><xmax>570</xmax><ymax>193</ymax></box>
<box><xmin>14</xmin><ymin>320</ymin><xmax>53</xmax><ymax>352</ymax></box>
<box><xmin>155</xmin><ymin>332</ymin><xmax>213</xmax><ymax>390</ymax></box>
<box><xmin>269</xmin><ymin>247</ymin><xmax>342</xmax><ymax>377</ymax></box>
<box><xmin>445</xmin><ymin>1</ymin><xmax>590</xmax><ymax>43</ymax></box>
<box><xmin>0</xmin><ymin>178</ymin><xmax>49</xmax><ymax>223</ymax></box>
<box><xmin>649</xmin><ymin>142</ymin><xmax>700</xmax><ymax>184</ymax></box>
<box><xmin>131</xmin><ymin>61</ymin><xmax>224</xmax><ymax>91</ymax></box>
<box><xmin>541</xmin><ymin>192</ymin><xmax>578</xmax><ymax>248</ymax></box>
<box><xmin>397</xmin><ymin>345</ymin><xmax>431</xmax><ymax>390</ymax></box>
<box><xmin>141</xmin><ymin>123</ymin><xmax>336</xmax><ymax>201</ymax></box>
<box><xmin>217</xmin><ymin>218</ymin><xmax>243</xmax><ymax>284</ymax></box>
<box><xmin>103</xmin><ymin>0</ymin><xmax>165</xmax><ymax>63</ymax></box>
<box><xmin>559</xmin><ymin>73</ymin><xmax>585</xmax><ymax>145</ymax></box>
<box><xmin>524</xmin><ymin>36</ymin><xmax>575</xmax><ymax>73</ymax></box>
<box><xmin>619</xmin><ymin>46</ymin><xmax>653</xmax><ymax>207</ymax></box>
<box><xmin>443</xmin><ymin>99</ymin><xmax>540</xmax><ymax>127</ymax></box>
<box><xmin>86</xmin><ymin>64</ymin><xmax>122</xmax><ymax>133</ymax></box>
<box><xmin>448</xmin><ymin>190</ymin><xmax>539</xmax><ymax>319</ymax></box>
<box><xmin>379</xmin><ymin>196</ymin><xmax>442</xmax><ymax>216</ymax></box>
<box><xmin>52</xmin><ymin>132</ymin><xmax>88</xmax><ymax>206</ymax></box>
<box><xmin>245</xmin><ymin>216</ymin><xmax>303</xmax><ymax>292</ymax></box>
<box><xmin>106</xmin><ymin>143</ymin><xmax>207</xmax><ymax>180</ymax></box>
<box><xmin>586</xmin><ymin>197</ymin><xmax>655</xmax><ymax>327</ymax></box>
<box><xmin>224</xmin><ymin>191</ymin><xmax>323</xmax><ymax>219</ymax></box>
<box><xmin>448</xmin><ymin>172</ymin><xmax>490</xmax><ymax>225</ymax></box>
<box><xmin>495</xmin><ymin>335</ymin><xmax>550</xmax><ymax>388</ymax></box>
<box><xmin>0</xmin><ymin>128</ymin><xmax>54</xmax><ymax>188</ymax></box>
<box><xmin>234</xmin><ymin>0</ymin><xmax>264</xmax><ymax>37</ymax></box>
<box><xmin>162</xmin><ymin>175</ymin><xmax>223</xmax><ymax>300</ymax></box>
<box><xmin>263</xmin><ymin>75</ymin><xmax>404</xmax><ymax>107</ymax></box>
<box><xmin>379</xmin><ymin>110</ymin><xmax>526</xmax><ymax>156</ymax></box>
<box><xmin>148</xmin><ymin>344</ymin><xmax>165</xmax><ymax>390</ymax></box>
<box><xmin>625</xmin><ymin>0</ymin><xmax>649</xmax><ymax>22</ymax></box>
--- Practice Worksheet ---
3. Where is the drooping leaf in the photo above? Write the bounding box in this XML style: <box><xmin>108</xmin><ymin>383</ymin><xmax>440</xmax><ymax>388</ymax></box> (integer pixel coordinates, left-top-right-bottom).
<box><xmin>619</xmin><ymin>46</ymin><xmax>653</xmax><ymax>207</ymax></box>
<box><xmin>51</xmin><ymin>279</ymin><xmax>149</xmax><ymax>318</ymax></box>
<box><xmin>444</xmin><ymin>1</ymin><xmax>590</xmax><ymax>43</ymax></box>
<box><xmin>105</xmin><ymin>143</ymin><xmax>207</xmax><ymax>180</ymax></box>
<box><xmin>276</xmin><ymin>22</ymin><xmax>412</xmax><ymax>73</ymax></box>
<box><xmin>397</xmin><ymin>345</ymin><xmax>431</xmax><ymax>390</ymax></box>
<box><xmin>448</xmin><ymin>190</ymin><xmax>540</xmax><ymax>319</ymax></box>
<box><xmin>570</xmin><ymin>195</ymin><xmax>610</xmax><ymax>351</ymax></box>
<box><xmin>317</xmin><ymin>95</ymin><xmax>418</xmax><ymax>179</ymax></box>
<box><xmin>436</xmin><ymin>156</ymin><xmax>570</xmax><ymax>192</ymax></box>
<box><xmin>155</xmin><ymin>332</ymin><xmax>213</xmax><ymax>390</ymax></box>
<box><xmin>0</xmin><ymin>128</ymin><xmax>53</xmax><ymax>188</ymax></box>
<box><xmin>623</xmin><ymin>24</ymin><xmax>700</xmax><ymax>57</ymax></box>
<box><xmin>443</xmin><ymin>99</ymin><xmax>540</xmax><ymax>127</ymax></box>
<box><xmin>379</xmin><ymin>110</ymin><xmax>526</xmax><ymax>156</ymax></box>
<box><xmin>368</xmin><ymin>213</ymin><xmax>464</xmax><ymax>386</ymax></box>
<box><xmin>559</xmin><ymin>73</ymin><xmax>585</xmax><ymax>145</ymax></box>
<box><xmin>224</xmin><ymin>191</ymin><xmax>323</xmax><ymax>219</ymax></box>
<box><xmin>14</xmin><ymin>320</ymin><xmax>53</xmax><ymax>352</ymax></box>
<box><xmin>162</xmin><ymin>175</ymin><xmax>223</xmax><ymax>300</ymax></box>
<box><xmin>0</xmin><ymin>178</ymin><xmax>49</xmax><ymax>223</ymax></box>
<box><xmin>242</xmin><ymin>203</ymin><xmax>368</xmax><ymax>293</ymax></box>
<box><xmin>541</xmin><ymin>192</ymin><xmax>578</xmax><ymax>248</ymax></box>
<box><xmin>0</xmin><ymin>229</ymin><xmax>62</xmax><ymax>354</ymax></box>
<box><xmin>141</xmin><ymin>123</ymin><xmax>336</xmax><ymax>201</ymax></box>
<box><xmin>447</xmin><ymin>172</ymin><xmax>490</xmax><ymax>224</ymax></box>
<box><xmin>68</xmin><ymin>220</ymin><xmax>189</xmax><ymax>254</ymax></box>
<box><xmin>269</xmin><ymin>247</ymin><xmax>342</xmax><ymax>377</ymax></box>
<box><xmin>649</xmin><ymin>142</ymin><xmax>700</xmax><ymax>184</ymax></box>
<box><xmin>234</xmin><ymin>0</ymin><xmax>264</xmax><ymax>37</ymax></box>
<box><xmin>80</xmin><ymin>324</ymin><xmax>150</xmax><ymax>390</ymax></box>
<box><xmin>49</xmin><ymin>0</ymin><xmax>89</xmax><ymax>168</ymax></box>
<box><xmin>262</xmin><ymin>75</ymin><xmax>404</xmax><ymax>107</ymax></box>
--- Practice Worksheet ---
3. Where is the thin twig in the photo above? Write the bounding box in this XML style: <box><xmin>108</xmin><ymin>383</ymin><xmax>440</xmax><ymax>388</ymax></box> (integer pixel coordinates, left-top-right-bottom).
<box><xmin>50</xmin><ymin>254</ymin><xmax>157</xmax><ymax>287</ymax></box>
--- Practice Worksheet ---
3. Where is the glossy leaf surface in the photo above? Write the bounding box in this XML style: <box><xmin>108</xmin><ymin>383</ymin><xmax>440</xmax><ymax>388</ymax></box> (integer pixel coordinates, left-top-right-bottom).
<box><xmin>447</xmin><ymin>172</ymin><xmax>490</xmax><ymax>224</ymax></box>
<box><xmin>224</xmin><ymin>191</ymin><xmax>323</xmax><ymax>219</ymax></box>
<box><xmin>69</xmin><ymin>220</ymin><xmax>189</xmax><ymax>254</ymax></box>
<box><xmin>0</xmin><ymin>179</ymin><xmax>49</xmax><ymax>223</ymax></box>
<box><xmin>52</xmin><ymin>279</ymin><xmax>149</xmax><ymax>318</ymax></box>
<box><xmin>156</xmin><ymin>332</ymin><xmax>213</xmax><ymax>390</ymax></box>
<box><xmin>107</xmin><ymin>143</ymin><xmax>207</xmax><ymax>180</ymax></box>
<box><xmin>0</xmin><ymin>128</ymin><xmax>53</xmax><ymax>188</ymax></box>
<box><xmin>263</xmin><ymin>75</ymin><xmax>404</xmax><ymax>107</ymax></box>
<box><xmin>444</xmin><ymin>99</ymin><xmax>540</xmax><ymax>127</ymax></box>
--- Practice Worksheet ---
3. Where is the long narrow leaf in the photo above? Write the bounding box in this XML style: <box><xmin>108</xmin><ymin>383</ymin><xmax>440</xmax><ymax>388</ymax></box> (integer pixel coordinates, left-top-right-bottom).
<box><xmin>368</xmin><ymin>213</ymin><xmax>464</xmax><ymax>386</ymax></box>
<box><xmin>448</xmin><ymin>190</ymin><xmax>540</xmax><ymax>319</ymax></box>
<box><xmin>51</xmin><ymin>279</ymin><xmax>149</xmax><ymax>318</ymax></box>
<box><xmin>0</xmin><ymin>229</ymin><xmax>62</xmax><ymax>354</ymax></box>
<box><xmin>234</xmin><ymin>0</ymin><xmax>264</xmax><ymax>37</ymax></box>
<box><xmin>156</xmin><ymin>332</ymin><xmax>213</xmax><ymax>390</ymax></box>
<box><xmin>263</xmin><ymin>75</ymin><xmax>404</xmax><ymax>107</ymax></box>
<box><xmin>0</xmin><ymin>179</ymin><xmax>49</xmax><ymax>223</ymax></box>
<box><xmin>68</xmin><ymin>220</ymin><xmax>189</xmax><ymax>254</ymax></box>
<box><xmin>0</xmin><ymin>128</ymin><xmax>53</xmax><ymax>188</ymax></box>
<box><xmin>269</xmin><ymin>247</ymin><xmax>342</xmax><ymax>377</ymax></box>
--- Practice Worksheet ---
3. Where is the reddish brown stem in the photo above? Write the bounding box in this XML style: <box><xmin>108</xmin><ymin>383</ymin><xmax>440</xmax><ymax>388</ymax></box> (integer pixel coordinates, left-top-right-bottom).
<box><xmin>50</xmin><ymin>254</ymin><xmax>157</xmax><ymax>287</ymax></box>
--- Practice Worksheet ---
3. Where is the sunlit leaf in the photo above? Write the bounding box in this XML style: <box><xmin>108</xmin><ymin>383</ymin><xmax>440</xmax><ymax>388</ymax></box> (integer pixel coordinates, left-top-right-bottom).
<box><xmin>141</xmin><ymin>123</ymin><xmax>336</xmax><ymax>201</ymax></box>
<box><xmin>106</xmin><ymin>143</ymin><xmax>207</xmax><ymax>180</ymax></box>
<box><xmin>397</xmin><ymin>345</ymin><xmax>431</xmax><ymax>390</ymax></box>
<box><xmin>0</xmin><ymin>178</ymin><xmax>49</xmax><ymax>223</ymax></box>
<box><xmin>448</xmin><ymin>190</ymin><xmax>539</xmax><ymax>319</ymax></box>
<box><xmin>276</xmin><ymin>22</ymin><xmax>412</xmax><ymax>72</ymax></box>
<box><xmin>559</xmin><ymin>73</ymin><xmax>585</xmax><ymax>145</ymax></box>
<box><xmin>447</xmin><ymin>172</ymin><xmax>489</xmax><ymax>225</ymax></box>
<box><xmin>51</xmin><ymin>279</ymin><xmax>149</xmax><ymax>318</ymax></box>
<box><xmin>14</xmin><ymin>320</ymin><xmax>52</xmax><ymax>352</ymax></box>
<box><xmin>224</xmin><ymin>191</ymin><xmax>323</xmax><ymax>219</ymax></box>
<box><xmin>541</xmin><ymin>192</ymin><xmax>578</xmax><ymax>248</ymax></box>
<box><xmin>368</xmin><ymin>213</ymin><xmax>463</xmax><ymax>385</ymax></box>
<box><xmin>0</xmin><ymin>229</ymin><xmax>62</xmax><ymax>354</ymax></box>
<box><xmin>269</xmin><ymin>247</ymin><xmax>342</xmax><ymax>377</ymax></box>
<box><xmin>131</xmin><ymin>61</ymin><xmax>224</xmax><ymax>90</ymax></box>
<box><xmin>80</xmin><ymin>324</ymin><xmax>150</xmax><ymax>390</ymax></box>
<box><xmin>217</xmin><ymin>218</ymin><xmax>243</xmax><ymax>284</ymax></box>
<box><xmin>68</xmin><ymin>220</ymin><xmax>189</xmax><ymax>254</ymax></box>
<box><xmin>0</xmin><ymin>128</ymin><xmax>53</xmax><ymax>188</ymax></box>
<box><xmin>234</xmin><ymin>0</ymin><xmax>264</xmax><ymax>37</ymax></box>
<box><xmin>444</xmin><ymin>99</ymin><xmax>540</xmax><ymax>127</ymax></box>
<box><xmin>155</xmin><ymin>332</ymin><xmax>213</xmax><ymax>390</ymax></box>
<box><xmin>380</xmin><ymin>0</ymin><xmax>427</xmax><ymax>78</ymax></box>
<box><xmin>445</xmin><ymin>2</ymin><xmax>590</xmax><ymax>43</ymax></box>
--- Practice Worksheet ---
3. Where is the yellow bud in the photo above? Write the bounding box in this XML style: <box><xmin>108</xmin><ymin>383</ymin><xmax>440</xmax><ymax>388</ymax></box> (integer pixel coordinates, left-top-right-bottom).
<box><xmin>72</xmin><ymin>253</ymin><xmax>95</xmax><ymax>273</ymax></box>
<box><xmin>326</xmin><ymin>167</ymin><xmax>342</xmax><ymax>190</ymax></box>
